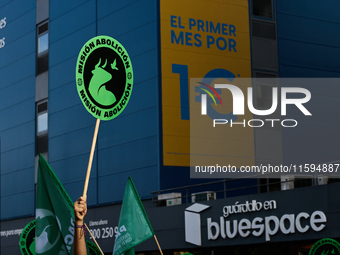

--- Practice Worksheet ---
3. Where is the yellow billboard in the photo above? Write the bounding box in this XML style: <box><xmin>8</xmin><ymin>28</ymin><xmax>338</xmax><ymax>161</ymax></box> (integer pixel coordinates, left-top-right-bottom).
<box><xmin>161</xmin><ymin>0</ymin><xmax>254</xmax><ymax>167</ymax></box>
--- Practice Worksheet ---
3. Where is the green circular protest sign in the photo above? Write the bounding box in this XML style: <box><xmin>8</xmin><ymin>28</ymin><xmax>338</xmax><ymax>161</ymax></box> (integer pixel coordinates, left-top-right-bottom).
<box><xmin>19</xmin><ymin>220</ymin><xmax>36</xmax><ymax>255</ymax></box>
<box><xmin>76</xmin><ymin>35</ymin><xmax>133</xmax><ymax>121</ymax></box>
<box><xmin>86</xmin><ymin>241</ymin><xmax>102</xmax><ymax>255</ymax></box>
<box><xmin>309</xmin><ymin>238</ymin><xmax>340</xmax><ymax>255</ymax></box>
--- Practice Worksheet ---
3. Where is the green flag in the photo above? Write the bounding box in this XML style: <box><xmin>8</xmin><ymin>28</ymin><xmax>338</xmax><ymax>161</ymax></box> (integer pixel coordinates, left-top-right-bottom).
<box><xmin>36</xmin><ymin>154</ymin><xmax>76</xmax><ymax>254</ymax></box>
<box><xmin>113</xmin><ymin>177</ymin><xmax>155</xmax><ymax>255</ymax></box>
<box><xmin>123</xmin><ymin>247</ymin><xmax>135</xmax><ymax>255</ymax></box>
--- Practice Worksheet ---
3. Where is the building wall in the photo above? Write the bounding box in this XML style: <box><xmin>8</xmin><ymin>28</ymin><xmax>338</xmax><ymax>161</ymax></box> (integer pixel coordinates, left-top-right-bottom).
<box><xmin>277</xmin><ymin>0</ymin><xmax>340</xmax><ymax>78</ymax></box>
<box><xmin>0</xmin><ymin>1</ymin><xmax>36</xmax><ymax>220</ymax></box>
<box><xmin>276</xmin><ymin>0</ymin><xmax>340</xmax><ymax>166</ymax></box>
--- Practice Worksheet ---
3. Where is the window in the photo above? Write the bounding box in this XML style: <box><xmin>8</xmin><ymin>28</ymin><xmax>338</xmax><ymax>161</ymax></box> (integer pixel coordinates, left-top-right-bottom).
<box><xmin>37</xmin><ymin>101</ymin><xmax>48</xmax><ymax>135</ymax></box>
<box><xmin>252</xmin><ymin>20</ymin><xmax>276</xmax><ymax>40</ymax></box>
<box><xmin>294</xmin><ymin>178</ymin><xmax>313</xmax><ymax>188</ymax></box>
<box><xmin>252</xmin><ymin>0</ymin><xmax>273</xmax><ymax>19</ymax></box>
<box><xmin>253</xmin><ymin>72</ymin><xmax>279</xmax><ymax>112</ymax></box>
<box><xmin>259</xmin><ymin>178</ymin><xmax>281</xmax><ymax>193</ymax></box>
<box><xmin>38</xmin><ymin>33</ymin><xmax>48</xmax><ymax>54</ymax></box>
<box><xmin>37</xmin><ymin>21</ymin><xmax>49</xmax><ymax>75</ymax></box>
<box><xmin>37</xmin><ymin>112</ymin><xmax>48</xmax><ymax>134</ymax></box>
<box><xmin>36</xmin><ymin>101</ymin><xmax>48</xmax><ymax>155</ymax></box>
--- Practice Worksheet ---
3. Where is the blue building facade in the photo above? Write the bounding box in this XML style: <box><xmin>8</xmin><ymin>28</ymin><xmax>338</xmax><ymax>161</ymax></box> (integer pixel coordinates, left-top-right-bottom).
<box><xmin>276</xmin><ymin>0</ymin><xmax>340</xmax><ymax>166</ymax></box>
<box><xmin>0</xmin><ymin>1</ymin><xmax>36</xmax><ymax>219</ymax></box>
<box><xmin>0</xmin><ymin>0</ymin><xmax>340</xmax><ymax>254</ymax></box>
<box><xmin>1</xmin><ymin>0</ymin><xmax>163</xmax><ymax>220</ymax></box>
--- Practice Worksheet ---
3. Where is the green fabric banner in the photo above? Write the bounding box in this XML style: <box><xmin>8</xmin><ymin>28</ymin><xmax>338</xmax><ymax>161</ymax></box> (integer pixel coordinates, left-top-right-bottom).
<box><xmin>36</xmin><ymin>154</ymin><xmax>75</xmax><ymax>254</ymax></box>
<box><xmin>113</xmin><ymin>177</ymin><xmax>155</xmax><ymax>255</ymax></box>
<box><xmin>123</xmin><ymin>247</ymin><xmax>135</xmax><ymax>255</ymax></box>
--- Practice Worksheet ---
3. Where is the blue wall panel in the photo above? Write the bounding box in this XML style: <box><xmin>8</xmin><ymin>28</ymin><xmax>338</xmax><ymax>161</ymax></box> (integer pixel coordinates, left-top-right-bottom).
<box><xmin>277</xmin><ymin>14</ymin><xmax>340</xmax><ymax>49</ymax></box>
<box><xmin>3</xmin><ymin>0</ymin><xmax>70</xmax><ymax>219</ymax></box>
<box><xmin>0</xmin><ymin>25</ymin><xmax>35</xmax><ymax>69</ymax></box>
<box><xmin>112</xmin><ymin>22</ymin><xmax>158</xmax><ymax>63</ymax></box>
<box><xmin>97</xmin><ymin>0</ymin><xmax>139</xmax><ymax>20</ymax></box>
<box><xmin>1</xmin><ymin>146</ymin><xmax>35</xmax><ymax>219</ymax></box>
<box><xmin>63</xmin><ymin>178</ymin><xmax>98</xmax><ymax>207</ymax></box>
<box><xmin>50</xmin><ymin>153</ymin><xmax>98</xmax><ymax>206</ymax></box>
<box><xmin>49</xmin><ymin>54</ymin><xmax>85</xmax><ymax>91</ymax></box>
<box><xmin>49</xmin><ymin>1</ymin><xmax>96</xmax><ymax>45</ymax></box>
<box><xmin>1</xmin><ymin>191</ymin><xmax>35</xmax><ymax>220</ymax></box>
<box><xmin>0</xmin><ymin>2</ymin><xmax>35</xmax><ymax>70</ymax></box>
<box><xmin>130</xmin><ymin>50</ymin><xmax>158</xmax><ymax>85</ymax></box>
<box><xmin>49</xmin><ymin>24</ymin><xmax>96</xmax><ymax>71</ymax></box>
<box><xmin>3</xmin><ymin>9</ymin><xmax>35</xmax><ymax>41</ymax></box>
<box><xmin>1</xmin><ymin>122</ymin><xmax>35</xmax><ymax>153</ymax></box>
<box><xmin>98</xmin><ymin>133</ymin><xmax>159</xmax><ymax>203</ymax></box>
<box><xmin>98</xmin><ymin>136</ymin><xmax>158</xmax><ymax>177</ymax></box>
<box><xmin>50</xmin><ymin>153</ymin><xmax>97</xmax><ymax>184</ymax></box>
<box><xmin>276</xmin><ymin>0</ymin><xmax>340</xmax><ymax>23</ymax></box>
<box><xmin>0</xmin><ymin>0</ymin><xmax>35</xmax><ymax>20</ymax></box>
<box><xmin>278</xmin><ymin>39</ymin><xmax>340</xmax><ymax>75</ymax></box>
<box><xmin>49</xmin><ymin>81</ymin><xmax>80</xmax><ymax>113</ymax></box>
<box><xmin>1</xmin><ymin>144</ymin><xmax>35</xmax><ymax>175</ymax></box>
<box><xmin>279</xmin><ymin>65</ymin><xmax>340</xmax><ymax>78</ymax></box>
<box><xmin>0</xmin><ymin>77</ymin><xmax>35</xmax><ymax>111</ymax></box>
<box><xmin>49</xmin><ymin>0</ymin><xmax>90</xmax><ymax>19</ymax></box>
<box><xmin>0</xmin><ymin>54</ymin><xmax>35</xmax><ymax>89</ymax></box>
<box><xmin>1</xmin><ymin>31</ymin><xmax>35</xmax><ymax>66</ymax></box>
<box><xmin>277</xmin><ymin>1</ymin><xmax>340</xmax><ymax>77</ymax></box>
<box><xmin>49</xmin><ymin>125</ymin><xmax>95</xmax><ymax>161</ymax></box>
<box><xmin>282</xmin><ymin>123</ymin><xmax>340</xmax><ymax>166</ymax></box>
<box><xmin>277</xmin><ymin>1</ymin><xmax>340</xmax><ymax>167</ymax></box>
<box><xmin>97</xmin><ymin>0</ymin><xmax>157</xmax><ymax>38</ymax></box>
<box><xmin>1</xmin><ymin>168</ymin><xmax>34</xmax><ymax>197</ymax></box>
<box><xmin>0</xmin><ymin>99</ymin><xmax>35</xmax><ymax>132</ymax></box>
<box><xmin>0</xmin><ymin>0</ymin><xmax>36</xmax><ymax>219</ymax></box>
<box><xmin>99</xmin><ymin>116</ymin><xmax>158</xmax><ymax>152</ymax></box>
<box><xmin>280</xmin><ymin>79</ymin><xmax>340</xmax><ymax>165</ymax></box>
<box><xmin>49</xmin><ymin>104</ymin><xmax>94</xmax><ymax>138</ymax></box>
<box><xmin>281</xmin><ymin>119</ymin><xmax>340</xmax><ymax>164</ymax></box>
<box><xmin>98</xmin><ymin>165</ymin><xmax>158</xmax><ymax>204</ymax></box>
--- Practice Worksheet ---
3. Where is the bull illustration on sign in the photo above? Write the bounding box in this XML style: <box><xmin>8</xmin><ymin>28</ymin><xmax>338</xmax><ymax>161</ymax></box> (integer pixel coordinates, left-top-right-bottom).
<box><xmin>89</xmin><ymin>58</ymin><xmax>118</xmax><ymax>106</ymax></box>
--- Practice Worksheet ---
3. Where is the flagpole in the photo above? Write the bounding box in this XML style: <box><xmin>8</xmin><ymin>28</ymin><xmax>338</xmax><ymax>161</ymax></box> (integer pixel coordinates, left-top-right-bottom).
<box><xmin>153</xmin><ymin>235</ymin><xmax>164</xmax><ymax>255</ymax></box>
<box><xmin>84</xmin><ymin>223</ymin><xmax>105</xmax><ymax>255</ymax></box>
<box><xmin>83</xmin><ymin>118</ymin><xmax>101</xmax><ymax>197</ymax></box>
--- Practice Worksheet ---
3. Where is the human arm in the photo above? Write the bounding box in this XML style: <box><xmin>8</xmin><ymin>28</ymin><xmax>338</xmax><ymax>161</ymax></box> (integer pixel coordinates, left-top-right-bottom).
<box><xmin>73</xmin><ymin>196</ymin><xmax>87</xmax><ymax>255</ymax></box>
